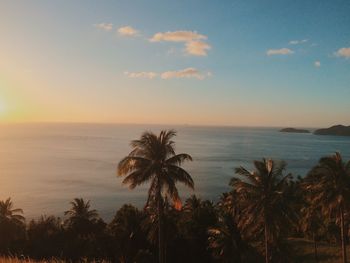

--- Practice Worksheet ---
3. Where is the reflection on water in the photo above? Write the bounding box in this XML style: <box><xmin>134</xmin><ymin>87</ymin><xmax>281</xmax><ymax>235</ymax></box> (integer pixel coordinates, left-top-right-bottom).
<box><xmin>0</xmin><ymin>123</ymin><xmax>349</xmax><ymax>220</ymax></box>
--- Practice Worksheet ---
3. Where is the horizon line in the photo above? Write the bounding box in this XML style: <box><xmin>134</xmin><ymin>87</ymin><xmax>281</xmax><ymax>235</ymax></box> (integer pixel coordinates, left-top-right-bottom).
<box><xmin>0</xmin><ymin>120</ymin><xmax>342</xmax><ymax>129</ymax></box>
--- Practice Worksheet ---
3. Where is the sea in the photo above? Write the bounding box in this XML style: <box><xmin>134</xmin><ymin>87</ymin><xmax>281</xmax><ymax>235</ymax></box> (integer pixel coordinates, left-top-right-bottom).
<box><xmin>0</xmin><ymin>123</ymin><xmax>349</xmax><ymax>221</ymax></box>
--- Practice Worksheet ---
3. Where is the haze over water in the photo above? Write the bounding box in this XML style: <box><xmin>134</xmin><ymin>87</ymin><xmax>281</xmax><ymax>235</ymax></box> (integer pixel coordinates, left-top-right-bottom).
<box><xmin>1</xmin><ymin>123</ymin><xmax>349</xmax><ymax>220</ymax></box>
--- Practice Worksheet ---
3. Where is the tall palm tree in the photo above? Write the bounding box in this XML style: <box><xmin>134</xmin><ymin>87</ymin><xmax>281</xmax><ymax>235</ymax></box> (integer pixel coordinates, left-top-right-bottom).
<box><xmin>118</xmin><ymin>130</ymin><xmax>194</xmax><ymax>263</ymax></box>
<box><xmin>0</xmin><ymin>198</ymin><xmax>25</xmax><ymax>224</ymax></box>
<box><xmin>230</xmin><ymin>159</ymin><xmax>294</xmax><ymax>263</ymax></box>
<box><xmin>303</xmin><ymin>152</ymin><xmax>350</xmax><ymax>263</ymax></box>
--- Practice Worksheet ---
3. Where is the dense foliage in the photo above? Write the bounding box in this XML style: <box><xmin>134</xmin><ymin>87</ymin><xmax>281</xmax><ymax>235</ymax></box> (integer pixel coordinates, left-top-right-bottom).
<box><xmin>0</xmin><ymin>131</ymin><xmax>349</xmax><ymax>263</ymax></box>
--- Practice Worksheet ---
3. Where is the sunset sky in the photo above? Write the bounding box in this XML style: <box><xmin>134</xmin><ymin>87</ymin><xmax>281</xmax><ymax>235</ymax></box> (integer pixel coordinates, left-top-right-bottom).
<box><xmin>0</xmin><ymin>0</ymin><xmax>349</xmax><ymax>127</ymax></box>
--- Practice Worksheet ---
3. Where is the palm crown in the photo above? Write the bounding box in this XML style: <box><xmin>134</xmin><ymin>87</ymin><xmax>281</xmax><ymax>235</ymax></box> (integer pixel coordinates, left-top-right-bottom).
<box><xmin>64</xmin><ymin>198</ymin><xmax>98</xmax><ymax>222</ymax></box>
<box><xmin>118</xmin><ymin>130</ymin><xmax>194</xmax><ymax>263</ymax></box>
<box><xmin>230</xmin><ymin>159</ymin><xmax>294</xmax><ymax>262</ymax></box>
<box><xmin>118</xmin><ymin>130</ymin><xmax>194</xmax><ymax>205</ymax></box>
<box><xmin>0</xmin><ymin>198</ymin><xmax>25</xmax><ymax>225</ymax></box>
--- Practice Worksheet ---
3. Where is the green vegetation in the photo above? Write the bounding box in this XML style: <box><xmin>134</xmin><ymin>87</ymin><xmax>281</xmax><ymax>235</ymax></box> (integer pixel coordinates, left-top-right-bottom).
<box><xmin>0</xmin><ymin>130</ymin><xmax>349</xmax><ymax>262</ymax></box>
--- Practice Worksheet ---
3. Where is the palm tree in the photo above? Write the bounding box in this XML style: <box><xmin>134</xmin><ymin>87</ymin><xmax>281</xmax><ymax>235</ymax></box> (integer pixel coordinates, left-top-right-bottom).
<box><xmin>300</xmin><ymin>204</ymin><xmax>323</xmax><ymax>262</ymax></box>
<box><xmin>208</xmin><ymin>213</ymin><xmax>245</xmax><ymax>263</ymax></box>
<box><xmin>64</xmin><ymin>198</ymin><xmax>98</xmax><ymax>221</ymax></box>
<box><xmin>303</xmin><ymin>152</ymin><xmax>350</xmax><ymax>263</ymax></box>
<box><xmin>183</xmin><ymin>195</ymin><xmax>202</xmax><ymax>212</ymax></box>
<box><xmin>109</xmin><ymin>204</ymin><xmax>146</xmax><ymax>263</ymax></box>
<box><xmin>118</xmin><ymin>130</ymin><xmax>194</xmax><ymax>263</ymax></box>
<box><xmin>0</xmin><ymin>198</ymin><xmax>25</xmax><ymax>248</ymax></box>
<box><xmin>64</xmin><ymin>198</ymin><xmax>99</xmax><ymax>236</ymax></box>
<box><xmin>230</xmin><ymin>159</ymin><xmax>294</xmax><ymax>263</ymax></box>
<box><xmin>0</xmin><ymin>198</ymin><xmax>25</xmax><ymax>224</ymax></box>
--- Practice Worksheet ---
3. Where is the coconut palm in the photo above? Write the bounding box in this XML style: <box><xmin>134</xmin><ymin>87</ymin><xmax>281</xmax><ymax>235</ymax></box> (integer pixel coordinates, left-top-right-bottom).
<box><xmin>118</xmin><ymin>130</ymin><xmax>194</xmax><ymax>263</ymax></box>
<box><xmin>183</xmin><ymin>195</ymin><xmax>202</xmax><ymax>212</ymax></box>
<box><xmin>109</xmin><ymin>204</ymin><xmax>147</xmax><ymax>263</ymax></box>
<box><xmin>0</xmin><ymin>198</ymin><xmax>25</xmax><ymax>224</ymax></box>
<box><xmin>0</xmin><ymin>198</ymin><xmax>25</xmax><ymax>249</ymax></box>
<box><xmin>230</xmin><ymin>159</ymin><xmax>294</xmax><ymax>263</ymax></box>
<box><xmin>303</xmin><ymin>152</ymin><xmax>350</xmax><ymax>263</ymax></box>
<box><xmin>208</xmin><ymin>213</ymin><xmax>245</xmax><ymax>263</ymax></box>
<box><xmin>64</xmin><ymin>198</ymin><xmax>98</xmax><ymax>221</ymax></box>
<box><xmin>300</xmin><ymin>204</ymin><xmax>323</xmax><ymax>262</ymax></box>
<box><xmin>64</xmin><ymin>198</ymin><xmax>99</xmax><ymax>236</ymax></box>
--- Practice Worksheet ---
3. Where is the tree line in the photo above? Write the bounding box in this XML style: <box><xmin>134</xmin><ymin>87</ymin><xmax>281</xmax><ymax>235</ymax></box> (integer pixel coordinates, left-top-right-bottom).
<box><xmin>0</xmin><ymin>130</ymin><xmax>350</xmax><ymax>263</ymax></box>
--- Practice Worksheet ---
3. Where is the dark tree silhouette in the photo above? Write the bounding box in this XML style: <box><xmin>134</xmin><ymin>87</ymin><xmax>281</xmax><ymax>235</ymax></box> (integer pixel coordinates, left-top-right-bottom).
<box><xmin>118</xmin><ymin>130</ymin><xmax>194</xmax><ymax>263</ymax></box>
<box><xmin>230</xmin><ymin>159</ymin><xmax>295</xmax><ymax>263</ymax></box>
<box><xmin>303</xmin><ymin>152</ymin><xmax>350</xmax><ymax>263</ymax></box>
<box><xmin>0</xmin><ymin>198</ymin><xmax>25</xmax><ymax>251</ymax></box>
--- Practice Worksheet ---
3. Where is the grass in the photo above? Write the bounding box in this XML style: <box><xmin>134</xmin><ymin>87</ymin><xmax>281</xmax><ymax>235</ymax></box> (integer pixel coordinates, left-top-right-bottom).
<box><xmin>0</xmin><ymin>258</ymin><xmax>109</xmax><ymax>263</ymax></box>
<box><xmin>1</xmin><ymin>239</ymin><xmax>350</xmax><ymax>262</ymax></box>
<box><xmin>288</xmin><ymin>238</ymin><xmax>350</xmax><ymax>262</ymax></box>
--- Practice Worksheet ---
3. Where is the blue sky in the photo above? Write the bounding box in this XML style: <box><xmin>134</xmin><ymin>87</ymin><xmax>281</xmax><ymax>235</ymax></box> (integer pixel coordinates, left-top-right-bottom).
<box><xmin>0</xmin><ymin>0</ymin><xmax>349</xmax><ymax>126</ymax></box>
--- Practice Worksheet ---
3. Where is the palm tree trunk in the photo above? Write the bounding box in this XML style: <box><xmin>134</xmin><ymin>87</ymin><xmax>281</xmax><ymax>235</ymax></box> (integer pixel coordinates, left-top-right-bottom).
<box><xmin>158</xmin><ymin>188</ymin><xmax>165</xmax><ymax>263</ymax></box>
<box><xmin>264</xmin><ymin>222</ymin><xmax>269</xmax><ymax>263</ymax></box>
<box><xmin>313</xmin><ymin>232</ymin><xmax>318</xmax><ymax>262</ymax></box>
<box><xmin>340</xmin><ymin>207</ymin><xmax>347</xmax><ymax>263</ymax></box>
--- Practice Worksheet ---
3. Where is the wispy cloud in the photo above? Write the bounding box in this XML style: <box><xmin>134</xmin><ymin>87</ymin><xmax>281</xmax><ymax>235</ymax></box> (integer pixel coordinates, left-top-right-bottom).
<box><xmin>335</xmin><ymin>47</ymin><xmax>350</xmax><ymax>59</ymax></box>
<box><xmin>149</xmin><ymin>30</ymin><xmax>210</xmax><ymax>56</ymax></box>
<box><xmin>149</xmin><ymin>30</ymin><xmax>206</xmax><ymax>42</ymax></box>
<box><xmin>266</xmin><ymin>48</ymin><xmax>294</xmax><ymax>56</ymax></box>
<box><xmin>289</xmin><ymin>39</ymin><xmax>308</xmax><ymax>45</ymax></box>
<box><xmin>117</xmin><ymin>26</ymin><xmax>139</xmax><ymax>37</ymax></box>
<box><xmin>124</xmin><ymin>68</ymin><xmax>211</xmax><ymax>80</ymax></box>
<box><xmin>185</xmin><ymin>41</ymin><xmax>211</xmax><ymax>56</ymax></box>
<box><xmin>124</xmin><ymin>71</ymin><xmax>157</xmax><ymax>79</ymax></box>
<box><xmin>94</xmin><ymin>23</ymin><xmax>113</xmax><ymax>31</ymax></box>
<box><xmin>314</xmin><ymin>61</ymin><xmax>321</xmax><ymax>67</ymax></box>
<box><xmin>161</xmin><ymin>68</ymin><xmax>210</xmax><ymax>80</ymax></box>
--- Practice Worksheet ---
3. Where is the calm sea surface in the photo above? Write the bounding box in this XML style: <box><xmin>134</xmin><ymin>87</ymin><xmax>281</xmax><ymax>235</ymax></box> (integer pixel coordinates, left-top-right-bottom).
<box><xmin>0</xmin><ymin>123</ymin><xmax>349</xmax><ymax>220</ymax></box>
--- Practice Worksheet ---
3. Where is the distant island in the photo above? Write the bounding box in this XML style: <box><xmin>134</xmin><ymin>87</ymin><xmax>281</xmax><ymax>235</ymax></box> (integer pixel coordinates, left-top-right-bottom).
<box><xmin>314</xmin><ymin>125</ymin><xmax>350</xmax><ymax>136</ymax></box>
<box><xmin>280</xmin><ymin>128</ymin><xmax>310</xmax><ymax>133</ymax></box>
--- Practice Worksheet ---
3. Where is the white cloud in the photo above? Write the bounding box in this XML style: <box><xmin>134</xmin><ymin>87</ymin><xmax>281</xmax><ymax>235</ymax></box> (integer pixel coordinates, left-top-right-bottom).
<box><xmin>124</xmin><ymin>71</ymin><xmax>157</xmax><ymax>79</ymax></box>
<box><xmin>185</xmin><ymin>41</ymin><xmax>211</xmax><ymax>56</ymax></box>
<box><xmin>314</xmin><ymin>61</ymin><xmax>321</xmax><ymax>67</ymax></box>
<box><xmin>124</xmin><ymin>68</ymin><xmax>211</xmax><ymax>80</ymax></box>
<box><xmin>118</xmin><ymin>26</ymin><xmax>139</xmax><ymax>37</ymax></box>
<box><xmin>149</xmin><ymin>30</ymin><xmax>210</xmax><ymax>56</ymax></box>
<box><xmin>335</xmin><ymin>47</ymin><xmax>350</xmax><ymax>59</ymax></box>
<box><xmin>94</xmin><ymin>23</ymin><xmax>113</xmax><ymax>31</ymax></box>
<box><xmin>161</xmin><ymin>68</ymin><xmax>209</xmax><ymax>80</ymax></box>
<box><xmin>266</xmin><ymin>48</ymin><xmax>294</xmax><ymax>56</ymax></box>
<box><xmin>289</xmin><ymin>39</ymin><xmax>308</xmax><ymax>45</ymax></box>
<box><xmin>149</xmin><ymin>30</ymin><xmax>206</xmax><ymax>42</ymax></box>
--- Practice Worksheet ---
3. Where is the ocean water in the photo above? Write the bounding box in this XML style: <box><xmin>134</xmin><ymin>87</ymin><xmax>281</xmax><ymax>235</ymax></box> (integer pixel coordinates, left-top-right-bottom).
<box><xmin>0</xmin><ymin>123</ymin><xmax>349</xmax><ymax>221</ymax></box>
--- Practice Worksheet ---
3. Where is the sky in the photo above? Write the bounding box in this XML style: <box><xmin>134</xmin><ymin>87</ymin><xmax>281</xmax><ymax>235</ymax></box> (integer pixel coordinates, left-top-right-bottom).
<box><xmin>0</xmin><ymin>0</ymin><xmax>349</xmax><ymax>127</ymax></box>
